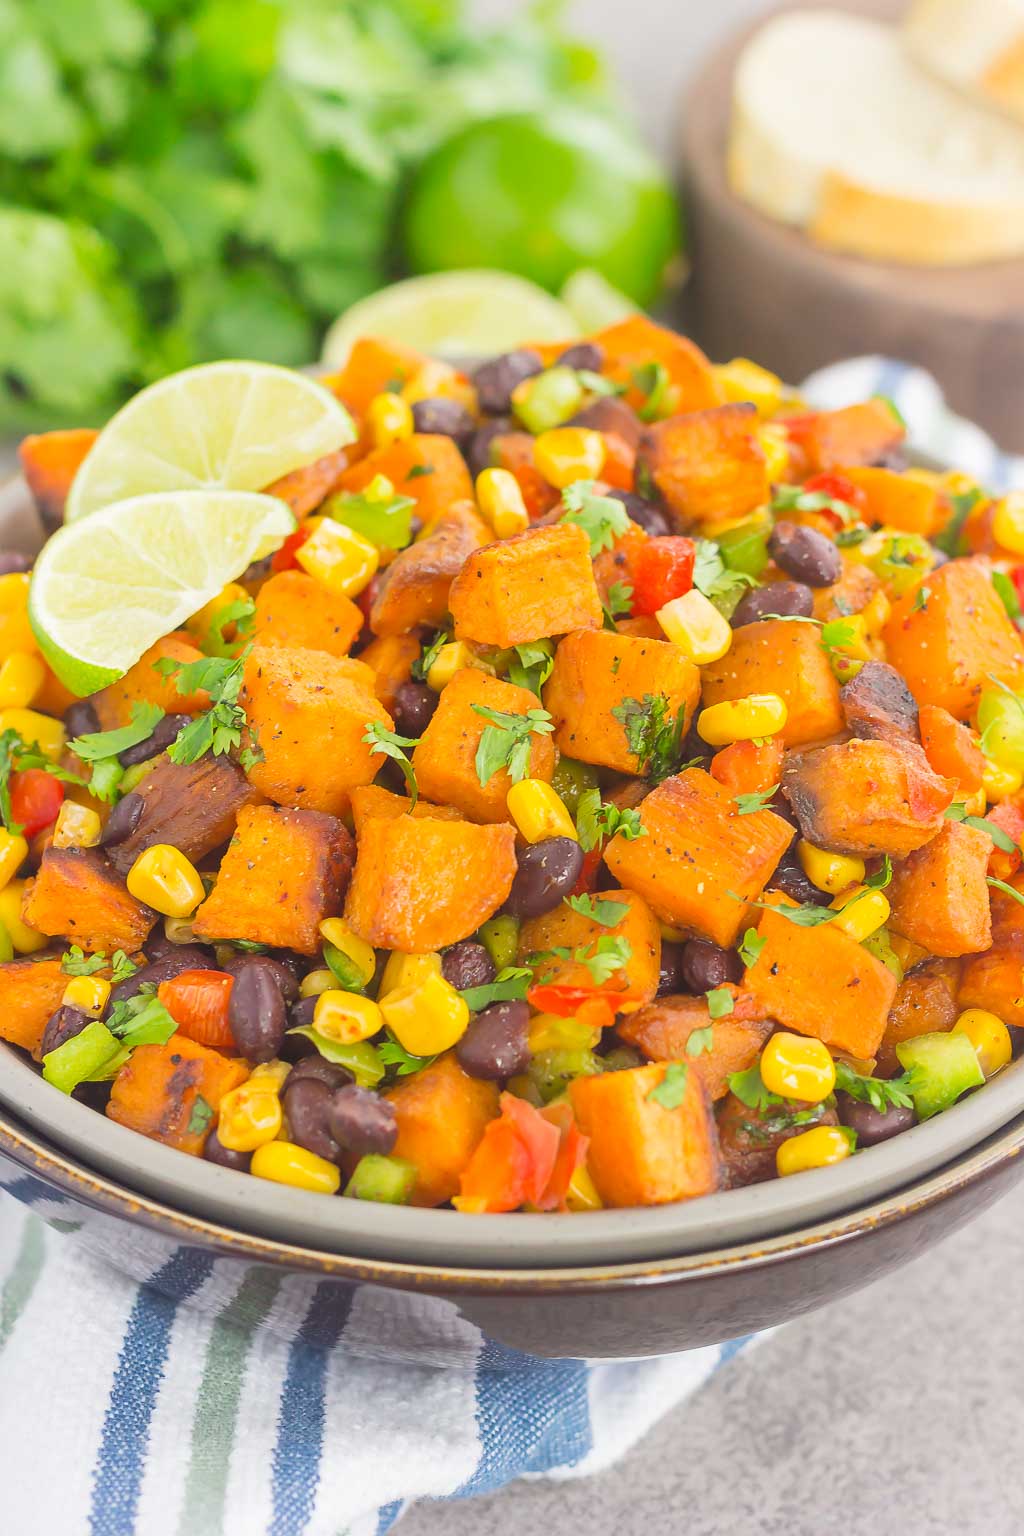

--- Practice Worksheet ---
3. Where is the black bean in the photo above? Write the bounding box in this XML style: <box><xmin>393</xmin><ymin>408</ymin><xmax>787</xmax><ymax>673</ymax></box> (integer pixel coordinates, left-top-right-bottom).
<box><xmin>39</xmin><ymin>1005</ymin><xmax>92</xmax><ymax>1058</ymax></box>
<box><xmin>657</xmin><ymin>941</ymin><xmax>686</xmax><ymax>996</ymax></box>
<box><xmin>455</xmin><ymin>1001</ymin><xmax>530</xmax><ymax>1080</ymax></box>
<box><xmin>226</xmin><ymin>959</ymin><xmax>287</xmax><ymax>1062</ymax></box>
<box><xmin>768</xmin><ymin>521</ymin><xmax>842</xmax><ymax>588</ymax></box>
<box><xmin>284</xmin><ymin>1055</ymin><xmax>353</xmax><ymax>1092</ymax></box>
<box><xmin>282</xmin><ymin>1077</ymin><xmax>343</xmax><ymax>1164</ymax></box>
<box><xmin>109</xmin><ymin>946</ymin><xmax>212</xmax><ymax>1008</ymax></box>
<box><xmin>836</xmin><ymin>1092</ymin><xmax>915</xmax><ymax>1146</ymax></box>
<box><xmin>504</xmin><ymin>837</ymin><xmax>584</xmax><ymax>919</ymax></box>
<box><xmin>328</xmin><ymin>1084</ymin><xmax>397</xmax><ymax>1156</ymax></box>
<box><xmin>392</xmin><ymin>680</ymin><xmax>438</xmax><ymax>737</ymax></box>
<box><xmin>767</xmin><ymin>851</ymin><xmax>830</xmax><ymax>906</ymax></box>
<box><xmin>99</xmin><ymin>791</ymin><xmax>144</xmax><ymax>849</ymax></box>
<box><xmin>118</xmin><ymin>712</ymin><xmax>191</xmax><ymax>768</ymax></box>
<box><xmin>0</xmin><ymin>550</ymin><xmax>31</xmax><ymax>576</ymax></box>
<box><xmin>221</xmin><ymin>952</ymin><xmax>299</xmax><ymax>1004</ymax></box>
<box><xmin>411</xmin><ymin>398</ymin><xmax>475</xmax><ymax>441</ymax></box>
<box><xmin>556</xmin><ymin>342</ymin><xmax>604</xmax><ymax>372</ymax></box>
<box><xmin>731</xmin><ymin>581</ymin><xmax>814</xmax><ymax>628</ymax></box>
<box><xmin>287</xmin><ymin>995</ymin><xmax>317</xmax><ymax>1029</ymax></box>
<box><xmin>472</xmin><ymin>350</ymin><xmax>543</xmax><ymax>415</ymax></box>
<box><xmin>267</xmin><ymin>949</ymin><xmax>305</xmax><ymax>983</ymax></box>
<box><xmin>464</xmin><ymin>416</ymin><xmax>513</xmax><ymax>479</ymax></box>
<box><xmin>609</xmin><ymin>490</ymin><xmax>670</xmax><ymax>539</ymax></box>
<box><xmin>204</xmin><ymin>1130</ymin><xmax>251</xmax><ymax>1172</ymax></box>
<box><xmin>680</xmin><ymin>938</ymin><xmax>743</xmax><ymax>993</ymax></box>
<box><xmin>441</xmin><ymin>942</ymin><xmax>496</xmax><ymax>992</ymax></box>
<box><xmin>63</xmin><ymin>699</ymin><xmax>100</xmax><ymax>740</ymax></box>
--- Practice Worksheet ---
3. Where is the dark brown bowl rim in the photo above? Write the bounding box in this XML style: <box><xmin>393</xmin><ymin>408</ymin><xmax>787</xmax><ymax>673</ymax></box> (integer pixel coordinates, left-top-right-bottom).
<box><xmin>3</xmin><ymin>1105</ymin><xmax>1023</xmax><ymax>1294</ymax></box>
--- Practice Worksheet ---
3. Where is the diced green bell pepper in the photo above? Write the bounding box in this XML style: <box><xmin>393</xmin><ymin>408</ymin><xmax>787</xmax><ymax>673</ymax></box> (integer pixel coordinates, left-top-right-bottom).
<box><xmin>42</xmin><ymin>1018</ymin><xmax>123</xmax><ymax>1095</ymax></box>
<box><xmin>549</xmin><ymin>755</ymin><xmax>600</xmax><ymax>815</ymax></box>
<box><xmin>344</xmin><ymin>1154</ymin><xmax>417</xmax><ymax>1204</ymax></box>
<box><xmin>896</xmin><ymin>1030</ymin><xmax>985</xmax><ymax>1120</ymax></box>
<box><xmin>478</xmin><ymin>914</ymin><xmax>520</xmax><ymax>973</ymax></box>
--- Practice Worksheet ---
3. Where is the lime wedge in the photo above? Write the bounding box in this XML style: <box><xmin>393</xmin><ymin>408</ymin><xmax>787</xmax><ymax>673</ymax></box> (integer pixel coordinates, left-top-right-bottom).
<box><xmin>560</xmin><ymin>268</ymin><xmax>639</xmax><ymax>332</ymax></box>
<box><xmin>320</xmin><ymin>270</ymin><xmax>580</xmax><ymax>367</ymax></box>
<box><xmin>29</xmin><ymin>490</ymin><xmax>295</xmax><ymax>694</ymax></box>
<box><xmin>66</xmin><ymin>362</ymin><xmax>355</xmax><ymax>522</ymax></box>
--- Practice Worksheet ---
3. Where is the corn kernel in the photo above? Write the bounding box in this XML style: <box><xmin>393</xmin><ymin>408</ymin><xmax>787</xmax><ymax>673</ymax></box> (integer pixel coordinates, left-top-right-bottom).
<box><xmin>827</xmin><ymin>613</ymin><xmax>871</xmax><ymax>663</ymax></box>
<box><xmin>217</xmin><ymin>1082</ymin><xmax>284</xmax><ymax>1152</ymax></box>
<box><xmin>126</xmin><ymin>844</ymin><xmax>204</xmax><ymax>918</ymax></box>
<box><xmin>0</xmin><ymin>651</ymin><xmax>45</xmax><ymax>710</ymax></box>
<box><xmin>961</xmin><ymin>785</ymin><xmax>987</xmax><ymax>818</ymax></box>
<box><xmin>696</xmin><ymin>692</ymin><xmax>787</xmax><ymax>747</ymax></box>
<box><xmin>0</xmin><ymin>709</ymin><xmax>64</xmax><ymax>761</ymax></box>
<box><xmin>0</xmin><ymin>574</ymin><xmax>35</xmax><ymax>663</ymax></box>
<box><xmin>248</xmin><ymin>1060</ymin><xmax>291</xmax><ymax>1091</ymax></box>
<box><xmin>953</xmin><ymin>1008</ymin><xmax>1013</xmax><ymax>1078</ymax></box>
<box><xmin>318</xmin><ymin>918</ymin><xmax>376</xmax><ymax>987</ymax></box>
<box><xmin>163</xmin><ymin>915</ymin><xmax>196</xmax><ymax>946</ymax></box>
<box><xmin>400</xmin><ymin>360</ymin><xmax>468</xmax><ymax>406</ymax></box>
<box><xmin>760</xmin><ymin>1031</ymin><xmax>836</xmax><ymax>1103</ymax></box>
<box><xmin>299</xmin><ymin>967</ymin><xmax>336</xmax><ymax>999</ymax></box>
<box><xmin>295</xmin><ymin>516</ymin><xmax>379</xmax><ymax>599</ymax></box>
<box><xmin>475</xmin><ymin>468</ymin><xmax>529</xmax><ymax>539</ymax></box>
<box><xmin>51</xmin><ymin>801</ymin><xmax>102</xmax><ymax>850</ymax></box>
<box><xmin>451</xmin><ymin>1194</ymin><xmax>489</xmax><ymax>1214</ymax></box>
<box><xmin>829</xmin><ymin>885</ymin><xmax>891</xmax><ymax>942</ymax></box>
<box><xmin>62</xmin><ymin>975</ymin><xmax>111</xmax><ymax>1017</ymax></box>
<box><xmin>565</xmin><ymin>1164</ymin><xmax>604</xmax><ymax>1211</ymax></box>
<box><xmin>776</xmin><ymin>1124</ymin><xmax>853</xmax><ymax>1177</ymax></box>
<box><xmin>0</xmin><ymin>828</ymin><xmax>27</xmax><ymax>891</ymax></box>
<box><xmin>992</xmin><ymin>493</ymin><xmax>1024</xmax><ymax>557</ymax></box>
<box><xmin>757</xmin><ymin>423</ymin><xmax>790</xmax><ymax>484</ymax></box>
<box><xmin>797</xmin><ymin>841</ymin><xmax>865</xmax><ymax>897</ymax></box>
<box><xmin>506</xmin><ymin>779</ymin><xmax>578</xmax><ymax>843</ymax></box>
<box><xmin>982</xmin><ymin>757</ymin><xmax>1022</xmax><ymax>802</ymax></box>
<box><xmin>0</xmin><ymin>881</ymin><xmax>47</xmax><ymax>953</ymax></box>
<box><xmin>861</xmin><ymin>588</ymin><xmax>891</xmax><ymax>640</ymax></box>
<box><xmin>656</xmin><ymin>588</ymin><xmax>732</xmax><ymax>664</ymax></box>
<box><xmin>527</xmin><ymin>1013</ymin><xmax>601</xmax><ymax>1053</ymax></box>
<box><xmin>714</xmin><ymin>358</ymin><xmax>783</xmax><ymax>416</ymax></box>
<box><xmin>313</xmin><ymin>989</ymin><xmax>383</xmax><ymax>1045</ymax></box>
<box><xmin>367</xmin><ymin>391</ymin><xmax>414</xmax><ymax>449</ymax></box>
<box><xmin>532</xmin><ymin>427</ymin><xmax>606</xmax><ymax>490</ymax></box>
<box><xmin>379</xmin><ymin>950</ymin><xmax>442</xmax><ymax>995</ymax></box>
<box><xmin>379</xmin><ymin>969</ymin><xmax>469</xmax><ymax>1056</ymax></box>
<box><xmin>250</xmin><ymin>1139</ymin><xmax>341</xmax><ymax>1194</ymax></box>
<box><xmin>426</xmin><ymin>640</ymin><xmax>473</xmax><ymax>692</ymax></box>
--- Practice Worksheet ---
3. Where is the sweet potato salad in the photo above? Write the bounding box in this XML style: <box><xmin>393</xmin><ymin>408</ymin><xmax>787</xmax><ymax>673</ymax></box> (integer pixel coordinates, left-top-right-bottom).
<box><xmin>3</xmin><ymin>315</ymin><xmax>1024</xmax><ymax>1214</ymax></box>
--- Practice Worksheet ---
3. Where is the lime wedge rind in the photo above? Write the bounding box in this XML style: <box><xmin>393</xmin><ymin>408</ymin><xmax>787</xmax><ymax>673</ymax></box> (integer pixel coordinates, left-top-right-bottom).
<box><xmin>66</xmin><ymin>362</ymin><xmax>356</xmax><ymax>522</ymax></box>
<box><xmin>30</xmin><ymin>489</ymin><xmax>295</xmax><ymax>694</ymax></box>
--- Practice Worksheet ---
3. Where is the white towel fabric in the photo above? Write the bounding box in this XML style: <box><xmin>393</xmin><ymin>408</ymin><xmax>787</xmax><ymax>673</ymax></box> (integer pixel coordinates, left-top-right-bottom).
<box><xmin>0</xmin><ymin>356</ymin><xmax>1018</xmax><ymax>1536</ymax></box>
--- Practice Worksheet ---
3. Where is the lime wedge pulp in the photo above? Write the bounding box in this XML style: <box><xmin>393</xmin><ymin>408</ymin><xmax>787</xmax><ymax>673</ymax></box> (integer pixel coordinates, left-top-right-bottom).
<box><xmin>66</xmin><ymin>362</ymin><xmax>356</xmax><ymax>522</ymax></box>
<box><xmin>320</xmin><ymin>270</ymin><xmax>580</xmax><ymax>367</ymax></box>
<box><xmin>29</xmin><ymin>490</ymin><xmax>295</xmax><ymax>694</ymax></box>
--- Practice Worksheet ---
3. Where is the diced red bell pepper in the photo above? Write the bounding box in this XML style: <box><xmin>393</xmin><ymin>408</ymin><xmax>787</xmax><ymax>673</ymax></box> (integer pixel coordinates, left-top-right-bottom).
<box><xmin>801</xmin><ymin>471</ymin><xmax>868</xmax><ymax>528</ymax></box>
<box><xmin>1011</xmin><ymin>567</ymin><xmax>1024</xmax><ymax>611</ymax></box>
<box><xmin>270</xmin><ymin>525</ymin><xmax>313</xmax><ymax>573</ymax></box>
<box><xmin>454</xmin><ymin>1118</ymin><xmax>531</xmax><ymax>1213</ymax></box>
<box><xmin>527</xmin><ymin>984</ymin><xmax>618</xmax><ymax>1031</ymax></box>
<box><xmin>454</xmin><ymin>1092</ymin><xmax>584</xmax><ymax>1213</ymax></box>
<box><xmin>985</xmin><ymin>801</ymin><xmax>1024</xmax><ymax>883</ymax></box>
<box><xmin>9</xmin><ymin>768</ymin><xmax>64</xmax><ymax>838</ymax></box>
<box><xmin>157</xmin><ymin>970</ymin><xmax>235</xmax><ymax>1050</ymax></box>
<box><xmin>535</xmin><ymin>1100</ymin><xmax>589</xmax><ymax>1212</ymax></box>
<box><xmin>631</xmin><ymin>536</ymin><xmax>696</xmax><ymax>616</ymax></box>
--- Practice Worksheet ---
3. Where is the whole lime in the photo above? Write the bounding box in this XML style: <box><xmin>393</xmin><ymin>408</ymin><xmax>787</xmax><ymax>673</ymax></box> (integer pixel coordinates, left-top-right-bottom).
<box><xmin>402</xmin><ymin>108</ymin><xmax>681</xmax><ymax>309</ymax></box>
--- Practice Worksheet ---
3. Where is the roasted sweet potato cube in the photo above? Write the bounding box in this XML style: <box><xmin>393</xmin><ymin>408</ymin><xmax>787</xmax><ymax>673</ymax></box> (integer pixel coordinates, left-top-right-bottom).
<box><xmin>332</xmin><ymin>337</ymin><xmax>430</xmax><ymax>416</ymax></box>
<box><xmin>193</xmin><ymin>804</ymin><xmax>354</xmax><ymax>954</ymax></box>
<box><xmin>449</xmin><ymin>523</ymin><xmax>603</xmax><ymax>648</ymax></box>
<box><xmin>349</xmin><ymin>784</ymin><xmax>463</xmax><ymax>833</ymax></box>
<box><xmin>569</xmin><ymin>1062</ymin><xmax>721</xmax><ymax>1207</ymax></box>
<box><xmin>386</xmin><ymin>1052</ymin><xmax>499</xmax><ymax>1208</ymax></box>
<box><xmin>543</xmin><ymin>629</ymin><xmax>700</xmax><ymax>774</ymax></box>
<box><xmin>0</xmin><ymin>957</ymin><xmax>68</xmax><ymax>1054</ymax></box>
<box><xmin>262</xmin><ymin>449</ymin><xmax>351</xmax><ymax>517</ymax></box>
<box><xmin>716</xmin><ymin>1092</ymin><xmax>839</xmax><ymax>1187</ymax></box>
<box><xmin>700</xmin><ymin>618</ymin><xmax>844</xmax><ymax>747</ymax></box>
<box><xmin>590</xmin><ymin>316</ymin><xmax>723</xmax><ymax>416</ymax></box>
<box><xmin>18</xmin><ymin>428</ymin><xmax>98</xmax><ymax>531</ymax></box>
<box><xmin>92</xmin><ymin>634</ymin><xmax>209</xmax><ymax>731</ymax></box>
<box><xmin>603</xmin><ymin>767</ymin><xmax>792</xmax><ymax>946</ymax></box>
<box><xmin>358</xmin><ymin>631</ymin><xmax>423</xmax><ymax>710</ymax></box>
<box><xmin>252</xmin><ymin>570</ymin><xmax>362</xmax><ymax>658</ymax></box>
<box><xmin>591</xmin><ymin>520</ymin><xmax>648</xmax><ymax>611</ymax></box>
<box><xmin>840</xmin><ymin>661</ymin><xmax>919</xmax><ymax>742</ymax></box>
<box><xmin>368</xmin><ymin>501</ymin><xmax>489</xmax><ymax>638</ymax></box>
<box><xmin>744</xmin><ymin>898</ymin><xmax>898</xmax><ymax>1058</ymax></box>
<box><xmin>22</xmin><ymin>848</ymin><xmax>155</xmax><ymax>953</ymax></box>
<box><xmin>107</xmin><ymin>1033</ymin><xmax>248</xmax><ymax>1156</ymax></box>
<box><xmin>799</xmin><ymin>400</ymin><xmax>904</xmax><ymax>473</ymax></box>
<box><xmin>617</xmin><ymin>993</ymin><xmax>772</xmax><ymax>1099</ymax></box>
<box><xmin>811</xmin><ymin>559</ymin><xmax>881</xmax><ymax>624</ymax></box>
<box><xmin>878</xmin><ymin>960</ymin><xmax>960</xmax><ymax>1076</ymax></box>
<box><xmin>887</xmin><ymin>822</ymin><xmax>992</xmax><ymax>958</ymax></box>
<box><xmin>782</xmin><ymin>737</ymin><xmax>954</xmax><ymax>857</ymax></box>
<box><xmin>518</xmin><ymin>889</ymin><xmax>661</xmax><ymax>1013</ymax></box>
<box><xmin>413</xmin><ymin>668</ymin><xmax>555</xmax><ymax>823</ymax></box>
<box><xmin>241</xmin><ymin>645</ymin><xmax>391</xmax><ymax>816</ymax></box>
<box><xmin>638</xmin><ymin>404</ymin><xmax>769</xmax><ymax>530</ymax></box>
<box><xmin>344</xmin><ymin>814</ymin><xmax>516</xmax><ymax>952</ymax></box>
<box><xmin>957</xmin><ymin>876</ymin><xmax>1024</xmax><ymax>1029</ymax></box>
<box><xmin>105</xmin><ymin>755</ymin><xmax>259</xmax><ymax>877</ymax></box>
<box><xmin>882</xmin><ymin>559</ymin><xmax>1024</xmax><ymax>720</ymax></box>
<box><xmin>843</xmin><ymin>466</ymin><xmax>942</xmax><ymax>536</ymax></box>
<box><xmin>336</xmin><ymin>434</ymin><xmax>474</xmax><ymax>527</ymax></box>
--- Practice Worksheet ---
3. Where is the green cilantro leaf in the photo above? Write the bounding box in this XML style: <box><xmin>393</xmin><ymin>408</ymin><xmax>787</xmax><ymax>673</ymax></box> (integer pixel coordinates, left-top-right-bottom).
<box><xmin>60</xmin><ymin>945</ymin><xmax>107</xmax><ymax>977</ymax></box>
<box><xmin>575</xmin><ymin>788</ymin><xmax>647</xmax><ymax>852</ymax></box>
<box><xmin>706</xmin><ymin>987</ymin><xmax>734</xmax><ymax>1020</ymax></box>
<box><xmin>69</xmin><ymin>702</ymin><xmax>165</xmax><ymax>763</ymax></box>
<box><xmin>0</xmin><ymin>729</ymin><xmax>22</xmax><ymax>833</ymax></box>
<box><xmin>156</xmin><ymin>650</ymin><xmax>260</xmax><ymax>769</ymax></box>
<box><xmin>993</xmin><ymin>570</ymin><xmax>1023</xmax><ymax>627</ymax></box>
<box><xmin>833</xmin><ymin>1059</ymin><xmax>918</xmax><ymax>1115</ymax></box>
<box><xmin>506</xmin><ymin>640</ymin><xmax>554</xmax><ymax>696</ymax></box>
<box><xmin>565</xmin><ymin>893</ymin><xmax>630</xmax><ymax>927</ymax></box>
<box><xmin>602</xmin><ymin>581</ymin><xmax>634</xmax><ymax>629</ymax></box>
<box><xmin>686</xmin><ymin>1025</ymin><xmax>715</xmax><ymax>1056</ymax></box>
<box><xmin>405</xmin><ymin>464</ymin><xmax>434</xmax><ymax>480</ymax></box>
<box><xmin>772</xmin><ymin>483</ymin><xmax>857</xmax><ymax>525</ymax></box>
<box><xmin>692</xmin><ymin>540</ymin><xmax>757</xmax><ymax>607</ymax></box>
<box><xmin>202</xmin><ymin>595</ymin><xmax>256</xmax><ymax>658</ymax></box>
<box><xmin>728</xmin><ymin>1062</ymin><xmax>783</xmax><ymax>1111</ymax></box>
<box><xmin>378</xmin><ymin>1035</ymin><xmax>437</xmax><ymax>1077</ymax></box>
<box><xmin>934</xmin><ymin>488</ymin><xmax>985</xmax><ymax>558</ymax></box>
<box><xmin>611</xmin><ymin>692</ymin><xmax>687</xmax><ymax>782</ymax></box>
<box><xmin>988</xmin><ymin>876</ymin><xmax>1024</xmax><ymax>906</ymax></box>
<box><xmin>187</xmin><ymin>1095</ymin><xmax>215</xmax><ymax>1137</ymax></box>
<box><xmin>560</xmin><ymin>481</ymin><xmax>630</xmax><ymax>556</ymax></box>
<box><xmin>327</xmin><ymin>487</ymin><xmax>416</xmax><ymax>549</ymax></box>
<box><xmin>647</xmin><ymin>1062</ymin><xmax>689</xmax><ymax>1108</ymax></box>
<box><xmin>411</xmin><ymin>631</ymin><xmax>448</xmax><ymax>684</ymax></box>
<box><xmin>737</xmin><ymin>928</ymin><xmax>766</xmax><ymax>968</ymax></box>
<box><xmin>945</xmin><ymin>803</ymin><xmax>1019</xmax><ymax>853</ymax></box>
<box><xmin>578</xmin><ymin>935</ymin><xmax>632</xmax><ymax>985</ymax></box>
<box><xmin>819</xmin><ymin>618</ymin><xmax>857</xmax><ymax>658</ymax></box>
<box><xmin>471</xmin><ymin>703</ymin><xmax>553</xmax><ymax>787</ymax></box>
<box><xmin>734</xmin><ymin>784</ymin><xmax>780</xmax><ymax>815</ymax></box>
<box><xmin>363</xmin><ymin>721</ymin><xmax>420</xmax><ymax>807</ymax></box>
<box><xmin>865</xmin><ymin>855</ymin><xmax>894</xmax><ymax>891</ymax></box>
<box><xmin>630</xmin><ymin>361</ymin><xmax>673</xmax><ymax>423</ymax></box>
<box><xmin>911</xmin><ymin>585</ymin><xmax>931</xmax><ymax>613</ymax></box>
<box><xmin>459</xmin><ymin>967</ymin><xmax>533</xmax><ymax>1012</ymax></box>
<box><xmin>105</xmin><ymin>992</ymin><xmax>177</xmax><ymax>1049</ymax></box>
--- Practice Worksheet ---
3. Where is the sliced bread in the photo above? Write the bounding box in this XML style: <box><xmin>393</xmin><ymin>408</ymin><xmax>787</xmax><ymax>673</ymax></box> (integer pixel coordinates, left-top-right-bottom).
<box><xmin>905</xmin><ymin>0</ymin><xmax>1024</xmax><ymax>125</ymax></box>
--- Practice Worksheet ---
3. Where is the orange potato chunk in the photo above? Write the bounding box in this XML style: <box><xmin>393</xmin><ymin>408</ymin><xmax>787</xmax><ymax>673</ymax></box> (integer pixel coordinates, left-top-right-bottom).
<box><xmin>518</xmin><ymin>889</ymin><xmax>661</xmax><ymax>1013</ymax></box>
<box><xmin>107</xmin><ymin>1034</ymin><xmax>248</xmax><ymax>1156</ymax></box>
<box><xmin>0</xmin><ymin>957</ymin><xmax>70</xmax><ymax>1055</ymax></box>
<box><xmin>618</xmin><ymin>993</ymin><xmax>772</xmax><ymax>1100</ymax></box>
<box><xmin>369</xmin><ymin>501</ymin><xmax>490</xmax><ymax>638</ymax></box>
<box><xmin>638</xmin><ymin>404</ymin><xmax>769</xmax><ymax>529</ymax></box>
<box><xmin>887</xmin><ymin>822</ymin><xmax>993</xmax><ymax>957</ymax></box>
<box><xmin>22</xmin><ymin>849</ymin><xmax>155</xmax><ymax>954</ymax></box>
<box><xmin>700</xmin><ymin>618</ymin><xmax>844</xmax><ymax>748</ymax></box>
<box><xmin>252</xmin><ymin>570</ymin><xmax>362</xmax><ymax>658</ymax></box>
<box><xmin>782</xmin><ymin>737</ymin><xmax>954</xmax><ymax>858</ymax></box>
<box><xmin>877</xmin><ymin>960</ymin><xmax>960</xmax><ymax>1076</ymax></box>
<box><xmin>449</xmin><ymin>523</ymin><xmax>603</xmax><ymax>648</ymax></box>
<box><xmin>386</xmin><ymin>1053</ymin><xmax>499</xmax><ymax>1208</ymax></box>
<box><xmin>336</xmin><ymin>434</ymin><xmax>474</xmax><ymax>528</ymax></box>
<box><xmin>349</xmin><ymin>784</ymin><xmax>463</xmax><ymax>833</ymax></box>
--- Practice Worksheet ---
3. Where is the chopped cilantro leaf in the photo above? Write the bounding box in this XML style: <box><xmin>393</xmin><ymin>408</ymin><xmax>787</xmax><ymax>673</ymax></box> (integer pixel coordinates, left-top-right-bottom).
<box><xmin>575</xmin><ymin>788</ymin><xmax>646</xmax><ymax>852</ymax></box>
<box><xmin>506</xmin><ymin>640</ymin><xmax>554</xmax><ymax>695</ymax></box>
<box><xmin>203</xmin><ymin>595</ymin><xmax>255</xmax><ymax>658</ymax></box>
<box><xmin>363</xmin><ymin>721</ymin><xmax>420</xmax><ymax>807</ymax></box>
<box><xmin>728</xmin><ymin>1062</ymin><xmax>783</xmax><ymax>1111</ymax></box>
<box><xmin>737</xmin><ymin>928</ymin><xmax>766</xmax><ymax>968</ymax></box>
<box><xmin>460</xmin><ymin>967</ymin><xmax>533</xmax><ymax>1011</ymax></box>
<box><xmin>60</xmin><ymin>945</ymin><xmax>106</xmax><ymax>977</ymax></box>
<box><xmin>692</xmin><ymin>540</ymin><xmax>757</xmax><ymax>607</ymax></box>
<box><xmin>992</xmin><ymin>570</ymin><xmax>1022</xmax><ymax>626</ymax></box>
<box><xmin>734</xmin><ymin>783</ymin><xmax>780</xmax><ymax>815</ymax></box>
<box><xmin>411</xmin><ymin>631</ymin><xmax>448</xmax><ymax>684</ymax></box>
<box><xmin>471</xmin><ymin>703</ymin><xmax>553</xmax><ymax>787</ymax></box>
<box><xmin>686</xmin><ymin>1025</ymin><xmax>715</xmax><ymax>1056</ymax></box>
<box><xmin>187</xmin><ymin>1095</ymin><xmax>215</xmax><ymax>1137</ymax></box>
<box><xmin>156</xmin><ymin>650</ymin><xmax>260</xmax><ymax>769</ymax></box>
<box><xmin>378</xmin><ymin>1035</ymin><xmax>436</xmax><ymax>1076</ymax></box>
<box><xmin>945</xmin><ymin>803</ymin><xmax>1018</xmax><ymax>853</ymax></box>
<box><xmin>706</xmin><ymin>987</ymin><xmax>733</xmax><ymax>1020</ymax></box>
<box><xmin>647</xmin><ymin>1062</ymin><xmax>689</xmax><ymax>1108</ymax></box>
<box><xmin>560</xmin><ymin>481</ymin><xmax>630</xmax><ymax>556</ymax></box>
<box><xmin>565</xmin><ymin>893</ymin><xmax>629</xmax><ymax>927</ymax></box>
<box><xmin>772</xmin><ymin>483</ymin><xmax>857</xmax><ymax>525</ymax></box>
<box><xmin>934</xmin><ymin>488</ymin><xmax>985</xmax><ymax>558</ymax></box>
<box><xmin>911</xmin><ymin>585</ymin><xmax>931</xmax><ymax>613</ymax></box>
<box><xmin>834</xmin><ymin>1059</ymin><xmax>918</xmax><ymax>1115</ymax></box>
<box><xmin>988</xmin><ymin>876</ymin><xmax>1024</xmax><ymax>906</ymax></box>
<box><xmin>611</xmin><ymin>692</ymin><xmax>687</xmax><ymax>781</ymax></box>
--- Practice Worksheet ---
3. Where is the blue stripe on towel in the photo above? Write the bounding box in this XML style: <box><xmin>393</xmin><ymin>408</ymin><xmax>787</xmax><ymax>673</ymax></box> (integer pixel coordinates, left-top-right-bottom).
<box><xmin>458</xmin><ymin>1353</ymin><xmax>592</xmax><ymax>1496</ymax></box>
